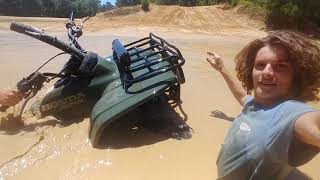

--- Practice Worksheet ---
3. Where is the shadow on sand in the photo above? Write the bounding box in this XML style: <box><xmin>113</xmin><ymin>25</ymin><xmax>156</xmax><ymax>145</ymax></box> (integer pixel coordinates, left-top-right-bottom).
<box><xmin>210</xmin><ymin>110</ymin><xmax>234</xmax><ymax>122</ymax></box>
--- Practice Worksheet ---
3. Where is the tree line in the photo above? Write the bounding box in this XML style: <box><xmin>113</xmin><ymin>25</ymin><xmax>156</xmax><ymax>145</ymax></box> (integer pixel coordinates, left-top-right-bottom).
<box><xmin>115</xmin><ymin>0</ymin><xmax>319</xmax><ymax>30</ymax></box>
<box><xmin>0</xmin><ymin>0</ymin><xmax>319</xmax><ymax>31</ymax></box>
<box><xmin>0</xmin><ymin>0</ymin><xmax>104</xmax><ymax>18</ymax></box>
<box><xmin>115</xmin><ymin>0</ymin><xmax>229</xmax><ymax>6</ymax></box>
<box><xmin>264</xmin><ymin>0</ymin><xmax>320</xmax><ymax>29</ymax></box>
<box><xmin>228</xmin><ymin>0</ymin><xmax>320</xmax><ymax>32</ymax></box>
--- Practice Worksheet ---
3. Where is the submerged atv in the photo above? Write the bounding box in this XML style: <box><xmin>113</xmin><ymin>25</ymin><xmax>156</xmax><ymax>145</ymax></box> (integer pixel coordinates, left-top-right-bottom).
<box><xmin>7</xmin><ymin>14</ymin><xmax>188</xmax><ymax>147</ymax></box>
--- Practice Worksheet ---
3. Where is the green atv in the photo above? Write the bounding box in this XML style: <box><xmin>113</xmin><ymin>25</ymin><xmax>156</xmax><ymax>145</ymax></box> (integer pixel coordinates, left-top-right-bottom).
<box><xmin>6</xmin><ymin>13</ymin><xmax>190</xmax><ymax>147</ymax></box>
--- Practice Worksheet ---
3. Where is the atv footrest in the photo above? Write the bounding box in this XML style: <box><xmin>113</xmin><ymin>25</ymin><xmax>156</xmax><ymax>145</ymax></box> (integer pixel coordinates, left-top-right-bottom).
<box><xmin>112</xmin><ymin>33</ymin><xmax>185</xmax><ymax>90</ymax></box>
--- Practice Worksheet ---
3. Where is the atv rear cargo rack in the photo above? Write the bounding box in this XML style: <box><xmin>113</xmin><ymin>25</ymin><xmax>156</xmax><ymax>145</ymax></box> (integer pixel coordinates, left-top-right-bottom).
<box><xmin>112</xmin><ymin>32</ymin><xmax>185</xmax><ymax>90</ymax></box>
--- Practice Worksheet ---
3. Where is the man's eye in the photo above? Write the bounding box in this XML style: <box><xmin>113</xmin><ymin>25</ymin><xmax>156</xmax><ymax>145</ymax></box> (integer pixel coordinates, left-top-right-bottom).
<box><xmin>255</xmin><ymin>63</ymin><xmax>265</xmax><ymax>70</ymax></box>
<box><xmin>275</xmin><ymin>63</ymin><xmax>289</xmax><ymax>71</ymax></box>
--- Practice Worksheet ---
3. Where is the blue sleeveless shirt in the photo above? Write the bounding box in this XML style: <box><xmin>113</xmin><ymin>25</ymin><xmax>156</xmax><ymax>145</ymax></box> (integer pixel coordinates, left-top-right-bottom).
<box><xmin>216</xmin><ymin>96</ymin><xmax>319</xmax><ymax>180</ymax></box>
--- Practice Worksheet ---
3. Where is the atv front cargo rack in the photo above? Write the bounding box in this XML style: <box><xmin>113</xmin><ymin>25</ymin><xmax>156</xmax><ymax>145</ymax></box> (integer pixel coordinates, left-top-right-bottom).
<box><xmin>112</xmin><ymin>33</ymin><xmax>185</xmax><ymax>90</ymax></box>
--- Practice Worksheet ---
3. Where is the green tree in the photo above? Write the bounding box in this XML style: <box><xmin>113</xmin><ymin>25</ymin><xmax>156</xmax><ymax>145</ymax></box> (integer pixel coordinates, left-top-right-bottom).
<box><xmin>156</xmin><ymin>0</ymin><xmax>177</xmax><ymax>5</ymax></box>
<box><xmin>101</xmin><ymin>1</ymin><xmax>115</xmax><ymax>11</ymax></box>
<box><xmin>0</xmin><ymin>0</ymin><xmax>22</xmax><ymax>16</ymax></box>
<box><xmin>21</xmin><ymin>0</ymin><xmax>43</xmax><ymax>16</ymax></box>
<box><xmin>141</xmin><ymin>0</ymin><xmax>149</xmax><ymax>11</ymax></box>
<box><xmin>116</xmin><ymin>0</ymin><xmax>141</xmax><ymax>7</ymax></box>
<box><xmin>56</xmin><ymin>0</ymin><xmax>72</xmax><ymax>17</ymax></box>
<box><xmin>177</xmin><ymin>0</ymin><xmax>196</xmax><ymax>6</ymax></box>
<box><xmin>88</xmin><ymin>0</ymin><xmax>101</xmax><ymax>16</ymax></box>
<box><xmin>41</xmin><ymin>0</ymin><xmax>57</xmax><ymax>16</ymax></box>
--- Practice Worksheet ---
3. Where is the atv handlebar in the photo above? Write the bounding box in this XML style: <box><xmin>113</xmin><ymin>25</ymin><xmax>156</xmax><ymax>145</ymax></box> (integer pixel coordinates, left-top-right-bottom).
<box><xmin>10</xmin><ymin>21</ymin><xmax>42</xmax><ymax>34</ymax></box>
<box><xmin>3</xmin><ymin>22</ymin><xmax>86</xmax><ymax>113</ymax></box>
<box><xmin>10</xmin><ymin>22</ymin><xmax>85</xmax><ymax>60</ymax></box>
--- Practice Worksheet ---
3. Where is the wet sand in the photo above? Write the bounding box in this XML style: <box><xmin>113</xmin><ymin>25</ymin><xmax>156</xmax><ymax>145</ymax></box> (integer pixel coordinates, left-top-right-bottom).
<box><xmin>0</xmin><ymin>18</ymin><xmax>319</xmax><ymax>180</ymax></box>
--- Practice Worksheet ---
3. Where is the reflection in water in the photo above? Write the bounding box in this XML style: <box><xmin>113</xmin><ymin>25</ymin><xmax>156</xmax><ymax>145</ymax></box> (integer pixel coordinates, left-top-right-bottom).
<box><xmin>0</xmin><ymin>136</ymin><xmax>44</xmax><ymax>177</ymax></box>
<box><xmin>0</xmin><ymin>119</ymin><xmax>91</xmax><ymax>178</ymax></box>
<box><xmin>97</xmin><ymin>159</ymin><xmax>112</xmax><ymax>166</ymax></box>
<box><xmin>0</xmin><ymin>135</ymin><xmax>44</xmax><ymax>170</ymax></box>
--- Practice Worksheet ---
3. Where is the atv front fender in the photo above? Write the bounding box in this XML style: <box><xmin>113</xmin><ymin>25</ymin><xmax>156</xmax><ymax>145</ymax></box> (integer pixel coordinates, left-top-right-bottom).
<box><xmin>89</xmin><ymin>70</ymin><xmax>177</xmax><ymax>147</ymax></box>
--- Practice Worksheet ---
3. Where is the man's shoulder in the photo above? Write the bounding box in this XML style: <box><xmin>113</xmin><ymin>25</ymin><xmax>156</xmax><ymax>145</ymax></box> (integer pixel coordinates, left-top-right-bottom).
<box><xmin>243</xmin><ymin>95</ymin><xmax>254</xmax><ymax>106</ymax></box>
<box><xmin>280</xmin><ymin>100</ymin><xmax>314</xmax><ymax>111</ymax></box>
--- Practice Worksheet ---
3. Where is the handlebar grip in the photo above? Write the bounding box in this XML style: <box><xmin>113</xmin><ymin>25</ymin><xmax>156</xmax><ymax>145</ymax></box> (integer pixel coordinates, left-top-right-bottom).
<box><xmin>10</xmin><ymin>22</ymin><xmax>85</xmax><ymax>60</ymax></box>
<box><xmin>10</xmin><ymin>22</ymin><xmax>42</xmax><ymax>34</ymax></box>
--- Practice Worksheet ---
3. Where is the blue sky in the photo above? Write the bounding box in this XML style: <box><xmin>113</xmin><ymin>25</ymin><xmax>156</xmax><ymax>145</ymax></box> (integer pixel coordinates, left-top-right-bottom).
<box><xmin>101</xmin><ymin>0</ymin><xmax>116</xmax><ymax>5</ymax></box>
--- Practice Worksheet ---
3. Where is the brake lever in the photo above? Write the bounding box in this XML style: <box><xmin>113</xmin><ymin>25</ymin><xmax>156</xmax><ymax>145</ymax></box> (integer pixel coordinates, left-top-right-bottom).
<box><xmin>0</xmin><ymin>76</ymin><xmax>31</xmax><ymax>112</ymax></box>
<box><xmin>80</xmin><ymin>17</ymin><xmax>90</xmax><ymax>29</ymax></box>
<box><xmin>67</xmin><ymin>16</ymin><xmax>89</xmax><ymax>39</ymax></box>
<box><xmin>0</xmin><ymin>72</ymin><xmax>47</xmax><ymax>113</ymax></box>
<box><xmin>17</xmin><ymin>72</ymin><xmax>47</xmax><ymax>97</ymax></box>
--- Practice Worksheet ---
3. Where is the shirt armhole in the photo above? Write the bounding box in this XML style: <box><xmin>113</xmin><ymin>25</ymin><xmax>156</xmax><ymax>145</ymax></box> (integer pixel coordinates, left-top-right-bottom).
<box><xmin>268</xmin><ymin>102</ymin><xmax>317</xmax><ymax>164</ymax></box>
<box><xmin>287</xmin><ymin>110</ymin><xmax>320</xmax><ymax>166</ymax></box>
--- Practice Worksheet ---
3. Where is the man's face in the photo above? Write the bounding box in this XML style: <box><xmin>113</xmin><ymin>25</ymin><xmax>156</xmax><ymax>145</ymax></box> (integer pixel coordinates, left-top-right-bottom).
<box><xmin>252</xmin><ymin>45</ymin><xmax>294</xmax><ymax>106</ymax></box>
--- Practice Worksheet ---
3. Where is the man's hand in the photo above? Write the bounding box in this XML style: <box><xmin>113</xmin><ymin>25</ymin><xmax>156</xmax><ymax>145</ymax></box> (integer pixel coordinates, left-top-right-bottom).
<box><xmin>206</xmin><ymin>52</ymin><xmax>225</xmax><ymax>72</ymax></box>
<box><xmin>206</xmin><ymin>51</ymin><xmax>247</xmax><ymax>106</ymax></box>
<box><xmin>0</xmin><ymin>89</ymin><xmax>23</xmax><ymax>106</ymax></box>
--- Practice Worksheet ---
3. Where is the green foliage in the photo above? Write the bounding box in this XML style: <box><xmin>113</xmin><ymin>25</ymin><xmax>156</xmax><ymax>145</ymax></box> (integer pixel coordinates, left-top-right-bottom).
<box><xmin>177</xmin><ymin>0</ymin><xmax>196</xmax><ymax>6</ymax></box>
<box><xmin>0</xmin><ymin>0</ymin><xmax>101</xmax><ymax>17</ymax></box>
<box><xmin>56</xmin><ymin>0</ymin><xmax>72</xmax><ymax>17</ymax></box>
<box><xmin>265</xmin><ymin>0</ymin><xmax>320</xmax><ymax>29</ymax></box>
<box><xmin>230</xmin><ymin>0</ymin><xmax>239</xmax><ymax>7</ymax></box>
<box><xmin>237</xmin><ymin>0</ymin><xmax>265</xmax><ymax>16</ymax></box>
<box><xmin>281</xmin><ymin>2</ymin><xmax>300</xmax><ymax>17</ymax></box>
<box><xmin>116</xmin><ymin>0</ymin><xmax>141</xmax><ymax>7</ymax></box>
<box><xmin>230</xmin><ymin>0</ymin><xmax>320</xmax><ymax>30</ymax></box>
<box><xmin>155</xmin><ymin>0</ymin><xmax>176</xmax><ymax>5</ymax></box>
<box><xmin>155</xmin><ymin>0</ymin><xmax>230</xmax><ymax>6</ymax></box>
<box><xmin>141</xmin><ymin>0</ymin><xmax>149</xmax><ymax>11</ymax></box>
<box><xmin>101</xmin><ymin>2</ymin><xmax>115</xmax><ymax>11</ymax></box>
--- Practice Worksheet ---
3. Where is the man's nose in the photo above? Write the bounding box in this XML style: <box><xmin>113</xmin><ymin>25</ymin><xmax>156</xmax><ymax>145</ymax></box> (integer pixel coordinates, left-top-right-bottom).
<box><xmin>262</xmin><ymin>64</ymin><xmax>274</xmax><ymax>76</ymax></box>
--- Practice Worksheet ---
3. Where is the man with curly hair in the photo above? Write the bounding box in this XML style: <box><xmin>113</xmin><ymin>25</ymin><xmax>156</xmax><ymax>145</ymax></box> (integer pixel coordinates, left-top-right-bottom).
<box><xmin>206</xmin><ymin>30</ymin><xmax>320</xmax><ymax>179</ymax></box>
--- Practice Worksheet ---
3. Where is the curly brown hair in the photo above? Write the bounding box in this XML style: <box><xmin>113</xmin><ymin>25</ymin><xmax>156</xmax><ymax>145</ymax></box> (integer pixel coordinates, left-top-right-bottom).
<box><xmin>235</xmin><ymin>30</ymin><xmax>320</xmax><ymax>101</ymax></box>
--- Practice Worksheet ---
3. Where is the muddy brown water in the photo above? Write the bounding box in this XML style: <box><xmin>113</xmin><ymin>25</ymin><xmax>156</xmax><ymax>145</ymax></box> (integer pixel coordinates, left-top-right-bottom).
<box><xmin>0</xmin><ymin>27</ymin><xmax>319</xmax><ymax>180</ymax></box>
